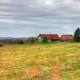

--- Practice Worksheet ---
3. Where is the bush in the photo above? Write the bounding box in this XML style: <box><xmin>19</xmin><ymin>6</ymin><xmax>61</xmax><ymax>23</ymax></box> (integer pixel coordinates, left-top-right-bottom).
<box><xmin>42</xmin><ymin>37</ymin><xmax>48</xmax><ymax>43</ymax></box>
<box><xmin>18</xmin><ymin>41</ymin><xmax>24</xmax><ymax>44</ymax></box>
<box><xmin>74</xmin><ymin>28</ymin><xmax>80</xmax><ymax>42</ymax></box>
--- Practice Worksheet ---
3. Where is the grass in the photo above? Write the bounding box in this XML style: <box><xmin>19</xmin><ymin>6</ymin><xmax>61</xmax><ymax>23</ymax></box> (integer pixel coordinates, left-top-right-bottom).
<box><xmin>0</xmin><ymin>42</ymin><xmax>80</xmax><ymax>80</ymax></box>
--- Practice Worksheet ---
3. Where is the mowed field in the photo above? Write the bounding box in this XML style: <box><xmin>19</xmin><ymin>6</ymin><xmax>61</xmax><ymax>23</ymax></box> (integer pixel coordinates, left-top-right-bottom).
<box><xmin>0</xmin><ymin>42</ymin><xmax>80</xmax><ymax>80</ymax></box>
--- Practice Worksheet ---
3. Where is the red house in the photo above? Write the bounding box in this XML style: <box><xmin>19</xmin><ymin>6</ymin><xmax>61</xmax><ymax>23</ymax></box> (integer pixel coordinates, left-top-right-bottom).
<box><xmin>38</xmin><ymin>34</ymin><xmax>60</xmax><ymax>41</ymax></box>
<box><xmin>38</xmin><ymin>34</ymin><xmax>73</xmax><ymax>41</ymax></box>
<box><xmin>60</xmin><ymin>35</ymin><xmax>73</xmax><ymax>41</ymax></box>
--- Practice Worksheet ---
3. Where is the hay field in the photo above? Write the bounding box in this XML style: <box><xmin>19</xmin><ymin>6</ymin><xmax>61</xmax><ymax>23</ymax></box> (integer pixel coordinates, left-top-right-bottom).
<box><xmin>0</xmin><ymin>42</ymin><xmax>80</xmax><ymax>80</ymax></box>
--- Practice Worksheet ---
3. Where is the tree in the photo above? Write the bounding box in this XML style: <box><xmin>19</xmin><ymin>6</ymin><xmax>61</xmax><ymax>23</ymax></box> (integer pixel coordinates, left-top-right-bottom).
<box><xmin>74</xmin><ymin>27</ymin><xmax>80</xmax><ymax>42</ymax></box>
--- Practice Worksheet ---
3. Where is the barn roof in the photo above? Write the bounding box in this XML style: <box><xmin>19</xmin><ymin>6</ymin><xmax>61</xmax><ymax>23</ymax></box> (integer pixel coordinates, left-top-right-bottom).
<box><xmin>39</xmin><ymin>34</ymin><xmax>60</xmax><ymax>40</ymax></box>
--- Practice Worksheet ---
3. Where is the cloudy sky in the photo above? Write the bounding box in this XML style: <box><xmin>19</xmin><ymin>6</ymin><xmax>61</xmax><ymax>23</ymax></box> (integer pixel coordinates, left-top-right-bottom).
<box><xmin>0</xmin><ymin>0</ymin><xmax>80</xmax><ymax>37</ymax></box>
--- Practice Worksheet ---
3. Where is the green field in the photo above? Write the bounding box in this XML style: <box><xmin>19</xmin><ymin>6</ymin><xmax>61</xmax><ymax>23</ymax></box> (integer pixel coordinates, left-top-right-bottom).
<box><xmin>0</xmin><ymin>42</ymin><xmax>80</xmax><ymax>80</ymax></box>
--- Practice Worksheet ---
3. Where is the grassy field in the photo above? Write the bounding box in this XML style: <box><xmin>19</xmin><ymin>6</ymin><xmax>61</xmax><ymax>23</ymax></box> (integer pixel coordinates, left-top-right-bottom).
<box><xmin>0</xmin><ymin>42</ymin><xmax>80</xmax><ymax>80</ymax></box>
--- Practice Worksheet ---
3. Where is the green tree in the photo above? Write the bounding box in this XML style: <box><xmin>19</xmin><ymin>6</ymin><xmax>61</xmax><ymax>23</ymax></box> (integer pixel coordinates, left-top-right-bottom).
<box><xmin>74</xmin><ymin>27</ymin><xmax>80</xmax><ymax>42</ymax></box>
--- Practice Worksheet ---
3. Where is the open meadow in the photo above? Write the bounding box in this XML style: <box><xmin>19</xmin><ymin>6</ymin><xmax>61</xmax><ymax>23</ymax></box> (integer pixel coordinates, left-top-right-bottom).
<box><xmin>0</xmin><ymin>42</ymin><xmax>80</xmax><ymax>80</ymax></box>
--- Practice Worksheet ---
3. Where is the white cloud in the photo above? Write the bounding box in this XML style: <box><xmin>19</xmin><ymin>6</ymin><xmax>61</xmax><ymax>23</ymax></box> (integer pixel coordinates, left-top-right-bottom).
<box><xmin>27</xmin><ymin>0</ymin><xmax>56</xmax><ymax>8</ymax></box>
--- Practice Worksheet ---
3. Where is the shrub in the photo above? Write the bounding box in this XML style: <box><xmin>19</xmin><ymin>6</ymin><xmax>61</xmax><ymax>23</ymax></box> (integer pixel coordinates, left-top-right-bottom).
<box><xmin>18</xmin><ymin>41</ymin><xmax>24</xmax><ymax>44</ymax></box>
<box><xmin>42</xmin><ymin>37</ymin><xmax>48</xmax><ymax>43</ymax></box>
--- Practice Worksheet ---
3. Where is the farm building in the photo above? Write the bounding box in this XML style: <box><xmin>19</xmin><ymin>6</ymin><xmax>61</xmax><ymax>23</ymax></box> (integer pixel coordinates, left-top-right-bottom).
<box><xmin>38</xmin><ymin>34</ymin><xmax>73</xmax><ymax>42</ymax></box>
<box><xmin>60</xmin><ymin>35</ymin><xmax>73</xmax><ymax>41</ymax></box>
<box><xmin>38</xmin><ymin>34</ymin><xmax>60</xmax><ymax>42</ymax></box>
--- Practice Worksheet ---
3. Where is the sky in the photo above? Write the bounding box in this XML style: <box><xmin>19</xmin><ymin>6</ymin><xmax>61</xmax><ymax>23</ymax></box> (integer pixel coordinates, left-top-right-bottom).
<box><xmin>0</xmin><ymin>0</ymin><xmax>80</xmax><ymax>37</ymax></box>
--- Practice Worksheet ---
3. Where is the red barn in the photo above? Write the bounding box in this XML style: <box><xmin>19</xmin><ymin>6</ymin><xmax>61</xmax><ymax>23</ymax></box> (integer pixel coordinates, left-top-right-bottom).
<box><xmin>60</xmin><ymin>35</ymin><xmax>73</xmax><ymax>41</ymax></box>
<box><xmin>38</xmin><ymin>34</ymin><xmax>60</xmax><ymax>41</ymax></box>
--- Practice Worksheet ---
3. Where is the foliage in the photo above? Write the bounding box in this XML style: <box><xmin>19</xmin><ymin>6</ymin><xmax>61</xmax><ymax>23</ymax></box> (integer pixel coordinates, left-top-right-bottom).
<box><xmin>42</xmin><ymin>37</ymin><xmax>48</xmax><ymax>43</ymax></box>
<box><xmin>17</xmin><ymin>41</ymin><xmax>24</xmax><ymax>44</ymax></box>
<box><xmin>15</xmin><ymin>39</ymin><xmax>24</xmax><ymax>44</ymax></box>
<box><xmin>74</xmin><ymin>27</ymin><xmax>80</xmax><ymax>42</ymax></box>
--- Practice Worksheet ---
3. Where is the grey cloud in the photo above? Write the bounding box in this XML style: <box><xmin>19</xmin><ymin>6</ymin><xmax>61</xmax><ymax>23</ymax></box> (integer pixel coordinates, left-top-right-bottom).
<box><xmin>0</xmin><ymin>0</ymin><xmax>79</xmax><ymax>37</ymax></box>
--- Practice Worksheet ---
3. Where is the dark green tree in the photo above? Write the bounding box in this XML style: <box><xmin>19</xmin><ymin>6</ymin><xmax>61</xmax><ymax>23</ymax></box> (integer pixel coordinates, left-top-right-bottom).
<box><xmin>74</xmin><ymin>27</ymin><xmax>80</xmax><ymax>42</ymax></box>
